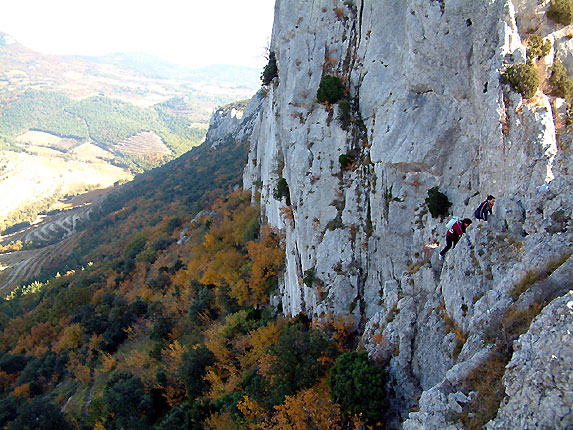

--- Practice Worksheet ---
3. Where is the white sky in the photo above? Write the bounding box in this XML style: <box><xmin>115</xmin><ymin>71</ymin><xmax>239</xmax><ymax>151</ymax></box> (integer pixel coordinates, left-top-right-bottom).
<box><xmin>0</xmin><ymin>0</ymin><xmax>275</xmax><ymax>69</ymax></box>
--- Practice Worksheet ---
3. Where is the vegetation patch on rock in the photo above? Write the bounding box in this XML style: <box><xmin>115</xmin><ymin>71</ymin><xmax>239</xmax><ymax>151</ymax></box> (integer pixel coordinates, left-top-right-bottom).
<box><xmin>317</xmin><ymin>75</ymin><xmax>345</xmax><ymax>104</ymax></box>
<box><xmin>502</xmin><ymin>62</ymin><xmax>539</xmax><ymax>99</ymax></box>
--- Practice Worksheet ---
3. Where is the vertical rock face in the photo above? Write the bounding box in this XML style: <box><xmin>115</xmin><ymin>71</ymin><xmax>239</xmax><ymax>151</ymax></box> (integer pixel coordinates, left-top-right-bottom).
<box><xmin>240</xmin><ymin>0</ymin><xmax>572</xmax><ymax>427</ymax></box>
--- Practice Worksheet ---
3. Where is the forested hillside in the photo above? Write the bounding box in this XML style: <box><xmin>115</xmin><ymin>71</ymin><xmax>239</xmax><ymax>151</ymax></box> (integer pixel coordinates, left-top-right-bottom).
<box><xmin>0</xmin><ymin>90</ymin><xmax>209</xmax><ymax>237</ymax></box>
<box><xmin>0</xmin><ymin>89</ymin><xmax>205</xmax><ymax>170</ymax></box>
<box><xmin>0</xmin><ymin>113</ymin><xmax>384</xmax><ymax>429</ymax></box>
<box><xmin>0</xmin><ymin>33</ymin><xmax>258</xmax><ymax>239</ymax></box>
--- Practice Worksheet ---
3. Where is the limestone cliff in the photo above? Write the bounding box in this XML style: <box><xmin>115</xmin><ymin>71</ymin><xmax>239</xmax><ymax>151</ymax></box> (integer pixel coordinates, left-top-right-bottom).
<box><xmin>236</xmin><ymin>0</ymin><xmax>572</xmax><ymax>427</ymax></box>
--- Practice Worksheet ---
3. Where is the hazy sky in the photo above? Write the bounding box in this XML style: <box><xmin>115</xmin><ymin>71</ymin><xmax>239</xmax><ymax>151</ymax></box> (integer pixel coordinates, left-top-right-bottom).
<box><xmin>0</xmin><ymin>0</ymin><xmax>275</xmax><ymax>69</ymax></box>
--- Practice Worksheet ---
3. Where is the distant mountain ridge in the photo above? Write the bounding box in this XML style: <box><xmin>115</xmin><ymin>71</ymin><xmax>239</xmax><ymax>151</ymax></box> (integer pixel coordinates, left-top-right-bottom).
<box><xmin>0</xmin><ymin>31</ymin><xmax>259</xmax><ymax>106</ymax></box>
<box><xmin>0</xmin><ymin>30</ymin><xmax>261</xmax><ymax>250</ymax></box>
<box><xmin>0</xmin><ymin>32</ymin><xmax>16</xmax><ymax>46</ymax></box>
<box><xmin>77</xmin><ymin>52</ymin><xmax>260</xmax><ymax>89</ymax></box>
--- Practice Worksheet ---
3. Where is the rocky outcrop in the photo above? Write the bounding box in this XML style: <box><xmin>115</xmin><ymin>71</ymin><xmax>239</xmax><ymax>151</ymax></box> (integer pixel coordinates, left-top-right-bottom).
<box><xmin>205</xmin><ymin>98</ymin><xmax>262</xmax><ymax>149</ymax></box>
<box><xmin>486</xmin><ymin>290</ymin><xmax>573</xmax><ymax>430</ymax></box>
<box><xmin>239</xmin><ymin>0</ymin><xmax>572</xmax><ymax>427</ymax></box>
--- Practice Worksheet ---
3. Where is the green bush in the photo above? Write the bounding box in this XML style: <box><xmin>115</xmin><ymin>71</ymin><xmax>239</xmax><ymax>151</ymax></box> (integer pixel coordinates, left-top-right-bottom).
<box><xmin>6</xmin><ymin>398</ymin><xmax>73</xmax><ymax>430</ymax></box>
<box><xmin>339</xmin><ymin>153</ymin><xmax>354</xmax><ymax>170</ymax></box>
<box><xmin>273</xmin><ymin>177</ymin><xmax>291</xmax><ymax>206</ymax></box>
<box><xmin>303</xmin><ymin>268</ymin><xmax>315</xmax><ymax>288</ymax></box>
<box><xmin>502</xmin><ymin>62</ymin><xmax>539</xmax><ymax>99</ymax></box>
<box><xmin>526</xmin><ymin>34</ymin><xmax>552</xmax><ymax>61</ymax></box>
<box><xmin>179</xmin><ymin>345</ymin><xmax>215</xmax><ymax>399</ymax></box>
<box><xmin>156</xmin><ymin>399</ymin><xmax>212</xmax><ymax>430</ymax></box>
<box><xmin>0</xmin><ymin>354</ymin><xmax>30</xmax><ymax>374</ymax></box>
<box><xmin>317</xmin><ymin>75</ymin><xmax>345</xmax><ymax>104</ymax></box>
<box><xmin>547</xmin><ymin>0</ymin><xmax>573</xmax><ymax>25</ymax></box>
<box><xmin>328</xmin><ymin>351</ymin><xmax>387</xmax><ymax>425</ymax></box>
<box><xmin>264</xmin><ymin>323</ymin><xmax>338</xmax><ymax>407</ymax></box>
<box><xmin>548</xmin><ymin>59</ymin><xmax>573</xmax><ymax>104</ymax></box>
<box><xmin>0</xmin><ymin>396</ymin><xmax>23</xmax><ymax>429</ymax></box>
<box><xmin>242</xmin><ymin>216</ymin><xmax>261</xmax><ymax>243</ymax></box>
<box><xmin>425</xmin><ymin>186</ymin><xmax>452</xmax><ymax>219</ymax></box>
<box><xmin>103</xmin><ymin>372</ymin><xmax>154</xmax><ymax>429</ymax></box>
<box><xmin>261</xmin><ymin>51</ymin><xmax>278</xmax><ymax>85</ymax></box>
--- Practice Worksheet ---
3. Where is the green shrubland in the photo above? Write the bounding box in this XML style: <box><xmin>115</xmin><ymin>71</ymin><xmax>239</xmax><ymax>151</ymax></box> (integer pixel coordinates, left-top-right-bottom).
<box><xmin>0</xmin><ymin>90</ymin><xmax>206</xmax><ymax>171</ymax></box>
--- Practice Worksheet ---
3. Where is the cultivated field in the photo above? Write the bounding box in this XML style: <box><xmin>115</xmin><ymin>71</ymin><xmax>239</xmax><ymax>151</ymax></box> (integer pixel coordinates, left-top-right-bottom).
<box><xmin>72</xmin><ymin>142</ymin><xmax>115</xmax><ymax>160</ymax></box>
<box><xmin>0</xmin><ymin>187</ymin><xmax>113</xmax><ymax>291</ymax></box>
<box><xmin>115</xmin><ymin>131</ymin><xmax>171</xmax><ymax>155</ymax></box>
<box><xmin>0</xmin><ymin>151</ymin><xmax>132</xmax><ymax>219</ymax></box>
<box><xmin>0</xmin><ymin>233</ymin><xmax>81</xmax><ymax>293</ymax></box>
<box><xmin>16</xmin><ymin>130</ymin><xmax>79</xmax><ymax>150</ymax></box>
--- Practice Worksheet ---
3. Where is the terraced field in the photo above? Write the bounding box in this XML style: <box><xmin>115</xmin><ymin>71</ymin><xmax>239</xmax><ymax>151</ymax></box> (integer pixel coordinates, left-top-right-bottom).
<box><xmin>0</xmin><ymin>233</ymin><xmax>81</xmax><ymax>294</ymax></box>
<box><xmin>0</xmin><ymin>188</ymin><xmax>109</xmax><ymax>292</ymax></box>
<box><xmin>20</xmin><ymin>205</ymin><xmax>93</xmax><ymax>243</ymax></box>
<box><xmin>115</xmin><ymin>131</ymin><xmax>171</xmax><ymax>155</ymax></box>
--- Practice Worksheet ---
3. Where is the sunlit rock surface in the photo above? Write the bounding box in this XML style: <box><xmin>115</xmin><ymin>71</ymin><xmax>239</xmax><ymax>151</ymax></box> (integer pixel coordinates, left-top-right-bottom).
<box><xmin>228</xmin><ymin>0</ymin><xmax>573</xmax><ymax>427</ymax></box>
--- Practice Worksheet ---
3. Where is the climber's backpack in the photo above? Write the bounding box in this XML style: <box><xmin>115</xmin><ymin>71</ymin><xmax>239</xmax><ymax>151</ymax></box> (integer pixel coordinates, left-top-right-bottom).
<box><xmin>445</xmin><ymin>216</ymin><xmax>462</xmax><ymax>234</ymax></box>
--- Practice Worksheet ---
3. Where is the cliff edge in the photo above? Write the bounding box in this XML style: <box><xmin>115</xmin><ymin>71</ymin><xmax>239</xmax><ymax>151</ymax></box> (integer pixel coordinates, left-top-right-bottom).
<box><xmin>238</xmin><ymin>0</ymin><xmax>571</xmax><ymax>427</ymax></box>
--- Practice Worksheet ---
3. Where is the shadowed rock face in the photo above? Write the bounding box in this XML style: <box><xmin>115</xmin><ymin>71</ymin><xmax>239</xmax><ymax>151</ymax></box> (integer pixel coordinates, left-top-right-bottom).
<box><xmin>234</xmin><ymin>0</ymin><xmax>572</xmax><ymax>427</ymax></box>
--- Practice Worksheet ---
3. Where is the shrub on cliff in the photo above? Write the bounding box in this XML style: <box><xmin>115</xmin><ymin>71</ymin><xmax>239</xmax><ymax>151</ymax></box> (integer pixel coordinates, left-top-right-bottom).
<box><xmin>317</xmin><ymin>75</ymin><xmax>344</xmax><ymax>104</ymax></box>
<box><xmin>526</xmin><ymin>34</ymin><xmax>552</xmax><ymax>61</ymax></box>
<box><xmin>548</xmin><ymin>59</ymin><xmax>573</xmax><ymax>104</ymax></box>
<box><xmin>273</xmin><ymin>177</ymin><xmax>291</xmax><ymax>206</ymax></box>
<box><xmin>303</xmin><ymin>268</ymin><xmax>315</xmax><ymax>287</ymax></box>
<box><xmin>339</xmin><ymin>153</ymin><xmax>354</xmax><ymax>170</ymax></box>
<box><xmin>261</xmin><ymin>51</ymin><xmax>278</xmax><ymax>85</ymax></box>
<box><xmin>425</xmin><ymin>186</ymin><xmax>452</xmax><ymax>219</ymax></box>
<box><xmin>547</xmin><ymin>0</ymin><xmax>573</xmax><ymax>25</ymax></box>
<box><xmin>502</xmin><ymin>62</ymin><xmax>539</xmax><ymax>99</ymax></box>
<box><xmin>328</xmin><ymin>351</ymin><xmax>387</xmax><ymax>426</ymax></box>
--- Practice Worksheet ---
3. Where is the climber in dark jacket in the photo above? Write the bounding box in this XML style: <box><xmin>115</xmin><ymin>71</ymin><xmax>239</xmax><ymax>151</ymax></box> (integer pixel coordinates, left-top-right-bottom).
<box><xmin>474</xmin><ymin>195</ymin><xmax>495</xmax><ymax>222</ymax></box>
<box><xmin>439</xmin><ymin>218</ymin><xmax>472</xmax><ymax>260</ymax></box>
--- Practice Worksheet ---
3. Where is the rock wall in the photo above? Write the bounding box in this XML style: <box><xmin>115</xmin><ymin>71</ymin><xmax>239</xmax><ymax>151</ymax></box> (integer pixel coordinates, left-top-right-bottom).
<box><xmin>238</xmin><ymin>0</ymin><xmax>572</xmax><ymax>427</ymax></box>
<box><xmin>486</xmin><ymin>290</ymin><xmax>573</xmax><ymax>430</ymax></box>
<box><xmin>205</xmin><ymin>97</ymin><xmax>262</xmax><ymax>149</ymax></box>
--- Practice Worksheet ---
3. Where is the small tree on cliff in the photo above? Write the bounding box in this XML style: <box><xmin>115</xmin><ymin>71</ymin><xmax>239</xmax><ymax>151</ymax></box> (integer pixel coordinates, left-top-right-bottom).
<box><xmin>425</xmin><ymin>187</ymin><xmax>452</xmax><ymax>219</ymax></box>
<box><xmin>261</xmin><ymin>51</ymin><xmax>278</xmax><ymax>85</ymax></box>
<box><xmin>502</xmin><ymin>62</ymin><xmax>539</xmax><ymax>99</ymax></box>
<box><xmin>317</xmin><ymin>75</ymin><xmax>345</xmax><ymax>104</ymax></box>
<box><xmin>328</xmin><ymin>351</ymin><xmax>387</xmax><ymax>426</ymax></box>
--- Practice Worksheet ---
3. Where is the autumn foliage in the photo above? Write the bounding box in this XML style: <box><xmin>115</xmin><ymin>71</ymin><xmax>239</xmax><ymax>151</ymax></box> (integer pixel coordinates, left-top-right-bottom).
<box><xmin>0</xmin><ymin>140</ymin><xmax>389</xmax><ymax>428</ymax></box>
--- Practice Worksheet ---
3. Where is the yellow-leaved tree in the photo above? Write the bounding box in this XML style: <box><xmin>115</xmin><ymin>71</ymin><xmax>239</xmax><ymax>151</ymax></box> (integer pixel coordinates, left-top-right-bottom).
<box><xmin>242</xmin><ymin>225</ymin><xmax>285</xmax><ymax>306</ymax></box>
<box><xmin>53</xmin><ymin>323</ymin><xmax>83</xmax><ymax>353</ymax></box>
